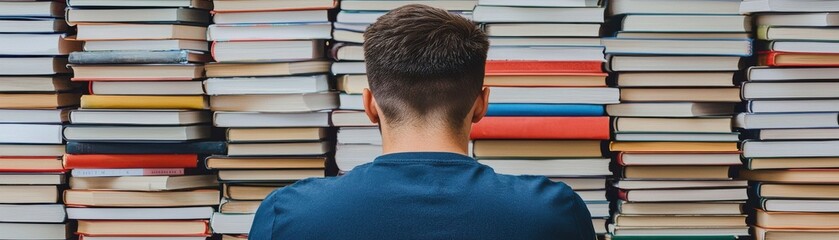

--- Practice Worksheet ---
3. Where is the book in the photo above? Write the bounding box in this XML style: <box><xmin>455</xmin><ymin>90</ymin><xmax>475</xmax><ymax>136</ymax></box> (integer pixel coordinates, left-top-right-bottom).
<box><xmin>210</xmin><ymin>93</ymin><xmax>338</xmax><ymax>112</ymax></box>
<box><xmin>220</xmin><ymin>199</ymin><xmax>261</xmax><ymax>213</ymax></box>
<box><xmin>205</xmin><ymin>75</ymin><xmax>329</xmax><ymax>95</ymax></box>
<box><xmin>65</xmin><ymin>190</ymin><xmax>220</xmax><ymax>207</ymax></box>
<box><xmin>62</xmin><ymin>154</ymin><xmax>198</xmax><ymax>169</ymax></box>
<box><xmin>76</xmin><ymin>220</ymin><xmax>210</xmax><ymax>236</ymax></box>
<box><xmin>610</xmin><ymin>142</ymin><xmax>738</xmax><ymax>152</ymax></box>
<box><xmin>617</xmin><ymin>201</ymin><xmax>744</xmax><ymax>215</ymax></box>
<box><xmin>755</xmin><ymin>183</ymin><xmax>839</xmax><ymax>199</ymax></box>
<box><xmin>606</xmin><ymin>103</ymin><xmax>736</xmax><ymax>117</ymax></box>
<box><xmin>488</xmin><ymin>37</ymin><xmax>602</xmax><ymax>47</ymax></box>
<box><xmin>207</xmin><ymin>156</ymin><xmax>325</xmax><ymax>170</ymax></box>
<box><xmin>620</xmin><ymin>88</ymin><xmax>741</xmax><ymax>102</ymax></box>
<box><xmin>0</xmin><ymin>124</ymin><xmax>63</xmax><ymax>144</ymax></box>
<box><xmin>64</xmin><ymin>125</ymin><xmax>211</xmax><ymax>141</ymax></box>
<box><xmin>212</xmin><ymin>40</ymin><xmax>324</xmax><ymax>62</ymax></box>
<box><xmin>760</xmin><ymin>51</ymin><xmax>839</xmax><ymax>66</ymax></box>
<box><xmin>0</xmin><ymin>185</ymin><xmax>57</xmax><ymax>203</ymax></box>
<box><xmin>0</xmin><ymin>19</ymin><xmax>68</xmax><ymax>33</ymax></box>
<box><xmin>758</xmin><ymin>26</ymin><xmax>839</xmax><ymax>41</ymax></box>
<box><xmin>616</xmin><ymin>180</ymin><xmax>747</xmax><ymax>190</ymax></box>
<box><xmin>83</xmin><ymin>39</ymin><xmax>209</xmax><ymax>52</ymax></box>
<box><xmin>748</xmin><ymin>157</ymin><xmax>839</xmax><ymax>169</ymax></box>
<box><xmin>227</xmin><ymin>128</ymin><xmax>325</xmax><ymax>142</ymax></box>
<box><xmin>0</xmin><ymin>76</ymin><xmax>75</xmax><ymax>92</ymax></box>
<box><xmin>227</xmin><ymin>142</ymin><xmax>330</xmax><ymax>156</ymax></box>
<box><xmin>0</xmin><ymin>204</ymin><xmax>65</xmax><ymax>223</ymax></box>
<box><xmin>486</xmin><ymin>104</ymin><xmax>604</xmax><ymax>116</ymax></box>
<box><xmin>70</xmin><ymin>110</ymin><xmax>209</xmax><ymax>125</ymax></box>
<box><xmin>65</xmin><ymin>141</ymin><xmax>226</xmax><ymax>155</ymax></box>
<box><xmin>210</xmin><ymin>213</ymin><xmax>253</xmax><ymax>234</ymax></box>
<box><xmin>621</xmin><ymin>165</ymin><xmax>733</xmax><ymax>180</ymax></box>
<box><xmin>0</xmin><ymin>34</ymin><xmax>81</xmax><ymax>55</ymax></box>
<box><xmin>736</xmin><ymin>113</ymin><xmax>839</xmax><ymax>129</ymax></box>
<box><xmin>212</xmin><ymin>0</ymin><xmax>335</xmax><ymax>12</ymax></box>
<box><xmin>741</xmin><ymin>169</ymin><xmax>839</xmax><ymax>183</ymax></box>
<box><xmin>0</xmin><ymin>174</ymin><xmax>64</xmax><ymax>185</ymax></box>
<box><xmin>744</xmin><ymin>82</ymin><xmax>839</xmax><ymax>99</ymax></box>
<box><xmin>337</xmin><ymin>127</ymin><xmax>381</xmax><ymax>145</ymax></box>
<box><xmin>0</xmin><ymin>1</ymin><xmax>65</xmax><ymax>17</ymax></box>
<box><xmin>767</xmin><ymin>41</ymin><xmax>839</xmax><ymax>53</ymax></box>
<box><xmin>613</xmin><ymin>214</ymin><xmax>746</xmax><ymax>228</ymax></box>
<box><xmin>80</xmin><ymin>95</ymin><xmax>208</xmax><ymax>110</ymax></box>
<box><xmin>0</xmin><ymin>93</ymin><xmax>80</xmax><ymax>109</ymax></box>
<box><xmin>613</xmin><ymin>117</ymin><xmax>732</xmax><ymax>133</ymax></box>
<box><xmin>618</xmin><ymin>188</ymin><xmax>746</xmax><ymax>202</ymax></box>
<box><xmin>609</xmin><ymin>0</ymin><xmax>740</xmax><ymax>15</ymax></box>
<box><xmin>338</xmin><ymin>94</ymin><xmax>362</xmax><ymax>110</ymax></box>
<box><xmin>342</xmin><ymin>0</ymin><xmax>477</xmax><ymax>10</ymax></box>
<box><xmin>488</xmin><ymin>46</ymin><xmax>605</xmax><ymax>61</ymax></box>
<box><xmin>337</xmin><ymin>11</ymin><xmax>471</xmax><ymax>24</ymax></box>
<box><xmin>213</xmin><ymin>10</ymin><xmax>328</xmax><ymax>24</ymax></box>
<box><xmin>755</xmin><ymin>209</ymin><xmax>839</xmax><ymax>228</ymax></box>
<box><xmin>616</xmin><ymin>72</ymin><xmax>735</xmax><ymax>87</ymax></box>
<box><xmin>70</xmin><ymin>64</ymin><xmax>203</xmax><ymax>81</ymax></box>
<box><xmin>67</xmin><ymin>207</ymin><xmax>214</xmax><ymax>220</ymax></box>
<box><xmin>741</xmin><ymin>0</ymin><xmax>839</xmax><ymax>13</ymax></box>
<box><xmin>608</xmin><ymin>56</ymin><xmax>743</xmax><ymax>71</ymax></box>
<box><xmin>472</xmin><ymin>140</ymin><xmax>602</xmax><ymax>158</ymax></box>
<box><xmin>486</xmin><ymin>60</ymin><xmax>604</xmax><ymax>74</ymax></box>
<box><xmin>549</xmin><ymin>178</ymin><xmax>606</xmax><ymax>190</ymax></box>
<box><xmin>71</xmin><ymin>168</ymin><xmax>185</xmax><ymax>177</ymax></box>
<box><xmin>0</xmin><ymin>57</ymin><xmax>69</xmax><ymax>75</ymax></box>
<box><xmin>331</xmin><ymin>61</ymin><xmax>366</xmax><ymax>74</ymax></box>
<box><xmin>71</xmin><ymin>175</ymin><xmax>217</xmax><ymax>191</ymax></box>
<box><xmin>66</xmin><ymin>8</ymin><xmax>210</xmax><ymax>25</ymax></box>
<box><xmin>748</xmin><ymin>66</ymin><xmax>839</xmax><ymax>81</ymax></box>
<box><xmin>335</xmin><ymin>144</ymin><xmax>381</xmax><ymax>171</ymax></box>
<box><xmin>611</xmin><ymin>229</ymin><xmax>747</xmax><ymax>238</ymax></box>
<box><xmin>76</xmin><ymin>24</ymin><xmax>207</xmax><ymax>41</ymax></box>
<box><xmin>621</xmin><ymin>15</ymin><xmax>750</xmax><ymax>32</ymax></box>
<box><xmin>615</xmin><ymin>133</ymin><xmax>740</xmax><ymax>142</ymax></box>
<box><xmin>477</xmin><ymin>159</ymin><xmax>611</xmax><ymax>176</ymax></box>
<box><xmin>488</xmin><ymin>87</ymin><xmax>619</xmax><ymax>104</ymax></box>
<box><xmin>67</xmin><ymin>0</ymin><xmax>211</xmax><ymax>9</ymax></box>
<box><xmin>207</xmin><ymin>23</ymin><xmax>332</xmax><ymax>41</ymax></box>
<box><xmin>0</xmin><ymin>223</ymin><xmax>66</xmax><ymax>240</ymax></box>
<box><xmin>471</xmin><ymin>117</ymin><xmax>610</xmax><ymax>140</ymax></box>
<box><xmin>762</xmin><ymin>199</ymin><xmax>839</xmax><ymax>212</ymax></box>
<box><xmin>331</xmin><ymin>110</ymin><xmax>375</xmax><ymax>127</ymax></box>
<box><xmin>754</xmin><ymin>226</ymin><xmax>839</xmax><ymax>240</ymax></box>
<box><xmin>218</xmin><ymin>169</ymin><xmax>324</xmax><ymax>182</ymax></box>
<box><xmin>336</xmin><ymin>75</ymin><xmax>366</xmax><ymax>94</ymax></box>
<box><xmin>603</xmin><ymin>38</ymin><xmax>752</xmax><ymax>56</ymax></box>
<box><xmin>213</xmin><ymin>112</ymin><xmax>330</xmax><ymax>128</ymax></box>
<box><xmin>205</xmin><ymin>61</ymin><xmax>330</xmax><ymax>77</ymax></box>
<box><xmin>484</xmin><ymin>73</ymin><xmax>608</xmax><ymax>87</ymax></box>
<box><xmin>69</xmin><ymin>50</ymin><xmax>210</xmax><ymax>64</ymax></box>
<box><xmin>223</xmin><ymin>184</ymin><xmax>283</xmax><ymax>200</ymax></box>
<box><xmin>0</xmin><ymin>156</ymin><xmax>63</xmax><ymax>172</ymax></box>
<box><xmin>332</xmin><ymin>29</ymin><xmax>364</xmax><ymax>43</ymax></box>
<box><xmin>0</xmin><ymin>109</ymin><xmax>68</xmax><ymax>123</ymax></box>
<box><xmin>618</xmin><ymin>152</ymin><xmax>741</xmax><ymax>166</ymax></box>
<box><xmin>90</xmin><ymin>81</ymin><xmax>204</xmax><ymax>95</ymax></box>
<box><xmin>615</xmin><ymin>32</ymin><xmax>751</xmax><ymax>39</ymax></box>
<box><xmin>743</xmin><ymin>140</ymin><xmax>839</xmax><ymax>158</ymax></box>
<box><xmin>331</xmin><ymin>43</ymin><xmax>363</xmax><ymax>61</ymax></box>
<box><xmin>0</xmin><ymin>144</ymin><xmax>64</xmax><ymax>157</ymax></box>
<box><xmin>485</xmin><ymin>23</ymin><xmax>601</xmax><ymax>37</ymax></box>
<box><xmin>473</xmin><ymin>5</ymin><xmax>604</xmax><ymax>23</ymax></box>
<box><xmin>748</xmin><ymin>100</ymin><xmax>839</xmax><ymax>113</ymax></box>
<box><xmin>757</xmin><ymin>13</ymin><xmax>839</xmax><ymax>27</ymax></box>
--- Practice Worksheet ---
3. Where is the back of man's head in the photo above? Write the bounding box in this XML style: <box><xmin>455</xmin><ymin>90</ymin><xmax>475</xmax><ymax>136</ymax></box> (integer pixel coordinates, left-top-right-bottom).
<box><xmin>363</xmin><ymin>4</ymin><xmax>489</xmax><ymax>131</ymax></box>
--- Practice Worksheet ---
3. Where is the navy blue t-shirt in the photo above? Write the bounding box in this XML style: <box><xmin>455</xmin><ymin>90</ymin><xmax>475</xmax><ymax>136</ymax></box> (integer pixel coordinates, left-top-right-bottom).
<box><xmin>249</xmin><ymin>152</ymin><xmax>595</xmax><ymax>239</ymax></box>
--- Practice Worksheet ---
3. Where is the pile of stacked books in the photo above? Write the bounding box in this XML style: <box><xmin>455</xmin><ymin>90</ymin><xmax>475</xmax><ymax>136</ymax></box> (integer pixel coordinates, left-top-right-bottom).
<box><xmin>0</xmin><ymin>0</ymin><xmax>78</xmax><ymax>238</ymax></box>
<box><xmin>61</xmin><ymin>0</ymin><xmax>221</xmax><ymax>238</ymax></box>
<box><xmin>331</xmin><ymin>0</ymin><xmax>479</xmax><ymax>174</ymax></box>
<box><xmin>738</xmin><ymin>1</ymin><xmax>839</xmax><ymax>239</ymax></box>
<box><xmin>204</xmin><ymin>0</ymin><xmax>336</xmax><ymax>237</ymax></box>
<box><xmin>604</xmin><ymin>0</ymin><xmax>751</xmax><ymax>238</ymax></box>
<box><xmin>472</xmin><ymin>0</ymin><xmax>616</xmax><ymax>235</ymax></box>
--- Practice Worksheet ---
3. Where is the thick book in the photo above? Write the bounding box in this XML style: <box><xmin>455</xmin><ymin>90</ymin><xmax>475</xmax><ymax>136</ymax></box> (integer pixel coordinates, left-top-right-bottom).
<box><xmin>620</xmin><ymin>88</ymin><xmax>742</xmax><ymax>102</ymax></box>
<box><xmin>755</xmin><ymin>208</ymin><xmax>839</xmax><ymax>229</ymax></box>
<box><xmin>227</xmin><ymin>142</ymin><xmax>330</xmax><ymax>156</ymax></box>
<box><xmin>0</xmin><ymin>223</ymin><xmax>67</xmax><ymax>240</ymax></box>
<box><xmin>606</xmin><ymin>103</ymin><xmax>735</xmax><ymax>117</ymax></box>
<box><xmin>743</xmin><ymin>82</ymin><xmax>839</xmax><ymax>99</ymax></box>
<box><xmin>760</xmin><ymin>51</ymin><xmax>839</xmax><ymax>66</ymax></box>
<box><xmin>66</xmin><ymin>141</ymin><xmax>226</xmax><ymax>155</ymax></box>
<box><xmin>621</xmin><ymin>165</ymin><xmax>733</xmax><ymax>180</ymax></box>
<box><xmin>212</xmin><ymin>40</ymin><xmax>324</xmax><ymax>62</ymax></box>
<box><xmin>0</xmin><ymin>124</ymin><xmax>63</xmax><ymax>144</ymax></box>
<box><xmin>331</xmin><ymin>110</ymin><xmax>375</xmax><ymax>127</ymax></box>
<box><xmin>0</xmin><ymin>57</ymin><xmax>69</xmax><ymax>75</ymax></box>
<box><xmin>210</xmin><ymin>213</ymin><xmax>253</xmax><ymax>234</ymax></box>
<box><xmin>472</xmin><ymin>140</ymin><xmax>602</xmax><ymax>158</ymax></box>
<box><xmin>0</xmin><ymin>109</ymin><xmax>69</xmax><ymax>123</ymax></box>
<box><xmin>69</xmin><ymin>50</ymin><xmax>210</xmax><ymax>64</ymax></box>
<box><xmin>755</xmin><ymin>183</ymin><xmax>839</xmax><ymax>199</ymax></box>
<box><xmin>612</xmin><ymin>235</ymin><xmax>737</xmax><ymax>240</ymax></box>
<box><xmin>337</xmin><ymin>127</ymin><xmax>380</xmax><ymax>145</ymax></box>
<box><xmin>330</xmin><ymin>43</ymin><xmax>363</xmax><ymax>61</ymax></box>
<box><xmin>486</xmin><ymin>104</ymin><xmax>604</xmax><ymax>116</ymax></box>
<box><xmin>338</xmin><ymin>94</ymin><xmax>362</xmax><ymax>110</ymax></box>
<box><xmin>618</xmin><ymin>188</ymin><xmax>746</xmax><ymax>202</ymax></box>
<box><xmin>210</xmin><ymin>92</ymin><xmax>338</xmax><ymax>112</ymax></box>
<box><xmin>205</xmin><ymin>75</ymin><xmax>329</xmax><ymax>95</ymax></box>
<box><xmin>67</xmin><ymin>0</ymin><xmax>211</xmax><ymax>9</ymax></box>
<box><xmin>70</xmin><ymin>110</ymin><xmax>210</xmax><ymax>125</ymax></box>
<box><xmin>477</xmin><ymin>159</ymin><xmax>611</xmax><ymax>177</ymax></box>
<box><xmin>206</xmin><ymin>156</ymin><xmax>326</xmax><ymax>170</ymax></box>
<box><xmin>0</xmin><ymin>76</ymin><xmax>75</xmax><ymax>92</ymax></box>
<box><xmin>76</xmin><ymin>24</ymin><xmax>206</xmax><ymax>41</ymax></box>
<box><xmin>613</xmin><ymin>117</ymin><xmax>732</xmax><ymax>133</ymax></box>
<box><xmin>331</xmin><ymin>61</ymin><xmax>366</xmax><ymax>74</ymax></box>
<box><xmin>213</xmin><ymin>112</ymin><xmax>330</xmax><ymax>128</ymax></box>
<box><xmin>220</xmin><ymin>199</ymin><xmax>261</xmax><ymax>214</ymax></box>
<box><xmin>81</xmin><ymin>95</ymin><xmax>208</xmax><ymax>110</ymax></box>
<box><xmin>76</xmin><ymin>220</ymin><xmax>210</xmax><ymax>236</ymax></box>
<box><xmin>0</xmin><ymin>144</ymin><xmax>64</xmax><ymax>157</ymax></box>
<box><xmin>615</xmin><ymin>32</ymin><xmax>752</xmax><ymax>39</ymax></box>
<box><xmin>0</xmin><ymin>174</ymin><xmax>64</xmax><ymax>185</ymax></box>
<box><xmin>64</xmin><ymin>125</ymin><xmax>211</xmax><ymax>142</ymax></box>
<box><xmin>67</xmin><ymin>207</ymin><xmax>214</xmax><ymax>220</ymax></box>
<box><xmin>337</xmin><ymin>75</ymin><xmax>366</xmax><ymax>94</ymax></box>
<box><xmin>0</xmin><ymin>185</ymin><xmax>58</xmax><ymax>204</ymax></box>
<box><xmin>609</xmin><ymin>141</ymin><xmax>738</xmax><ymax>152</ymax></box>
<box><xmin>616</xmin><ymin>72</ymin><xmax>736</xmax><ymax>87</ymax></box>
<box><xmin>62</xmin><ymin>154</ymin><xmax>198</xmax><ymax>169</ymax></box>
<box><xmin>621</xmin><ymin>14</ymin><xmax>750</xmax><ymax>32</ymax></box>
<box><xmin>205</xmin><ymin>61</ymin><xmax>330</xmax><ymax>77</ymax></box>
<box><xmin>213</xmin><ymin>10</ymin><xmax>328</xmax><ymax>24</ymax></box>
<box><xmin>0</xmin><ymin>93</ymin><xmax>80</xmax><ymax>109</ymax></box>
<box><xmin>471</xmin><ymin>116</ymin><xmax>609</xmax><ymax>140</ymax></box>
<box><xmin>218</xmin><ymin>169</ymin><xmax>324</xmax><ymax>182</ymax></box>
<box><xmin>603</xmin><ymin>38</ymin><xmax>752</xmax><ymax>56</ymax></box>
<box><xmin>473</xmin><ymin>5</ymin><xmax>604</xmax><ymax>23</ymax></box>
<box><xmin>741</xmin><ymin>169</ymin><xmax>839</xmax><ymax>183</ymax></box>
<box><xmin>227</xmin><ymin>128</ymin><xmax>325</xmax><ymax>142</ymax></box>
<box><xmin>0</xmin><ymin>156</ymin><xmax>63</xmax><ymax>172</ymax></box>
<box><xmin>223</xmin><ymin>184</ymin><xmax>284</xmax><ymax>200</ymax></box>
<box><xmin>0</xmin><ymin>204</ymin><xmax>65</xmax><ymax>223</ymax></box>
<box><xmin>65</xmin><ymin>189</ymin><xmax>220</xmax><ymax>207</ymax></box>
<box><xmin>70</xmin><ymin>175</ymin><xmax>217</xmax><ymax>191</ymax></box>
<box><xmin>70</xmin><ymin>64</ymin><xmax>203</xmax><ymax>81</ymax></box>
<box><xmin>747</xmin><ymin>157</ymin><xmax>839</xmax><ymax>169</ymax></box>
<box><xmin>485</xmin><ymin>60</ymin><xmax>603</xmax><ymax>74</ymax></box>
<box><xmin>66</xmin><ymin>8</ymin><xmax>210</xmax><ymax>25</ymax></box>
<box><xmin>335</xmin><ymin>144</ymin><xmax>381</xmax><ymax>171</ymax></box>
<box><xmin>617</xmin><ymin>152</ymin><xmax>741</xmax><ymax>166</ymax></box>
<box><xmin>0</xmin><ymin>34</ymin><xmax>82</xmax><ymax>55</ymax></box>
<box><xmin>489</xmin><ymin>87</ymin><xmax>620</xmax><ymax>104</ymax></box>
<box><xmin>742</xmin><ymin>140</ymin><xmax>839</xmax><ymax>158</ymax></box>
<box><xmin>207</xmin><ymin>23</ymin><xmax>332</xmax><ymax>41</ymax></box>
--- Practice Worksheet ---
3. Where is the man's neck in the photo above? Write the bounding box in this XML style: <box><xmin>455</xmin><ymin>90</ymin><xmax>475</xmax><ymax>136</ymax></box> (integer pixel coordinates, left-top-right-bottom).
<box><xmin>379</xmin><ymin>125</ymin><xmax>470</xmax><ymax>156</ymax></box>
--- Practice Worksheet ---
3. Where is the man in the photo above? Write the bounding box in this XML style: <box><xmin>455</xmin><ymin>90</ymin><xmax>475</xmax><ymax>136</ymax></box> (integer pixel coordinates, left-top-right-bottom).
<box><xmin>250</xmin><ymin>4</ymin><xmax>595</xmax><ymax>239</ymax></box>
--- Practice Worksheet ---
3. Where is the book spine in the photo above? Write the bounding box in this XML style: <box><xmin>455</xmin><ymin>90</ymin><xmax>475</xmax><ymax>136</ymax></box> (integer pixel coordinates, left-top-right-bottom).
<box><xmin>68</xmin><ymin>50</ymin><xmax>189</xmax><ymax>64</ymax></box>
<box><xmin>71</xmin><ymin>168</ymin><xmax>185</xmax><ymax>177</ymax></box>
<box><xmin>66</xmin><ymin>141</ymin><xmax>228</xmax><ymax>154</ymax></box>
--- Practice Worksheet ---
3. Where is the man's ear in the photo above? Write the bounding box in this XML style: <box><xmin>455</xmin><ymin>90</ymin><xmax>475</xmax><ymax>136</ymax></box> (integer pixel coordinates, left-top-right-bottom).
<box><xmin>362</xmin><ymin>88</ymin><xmax>380</xmax><ymax>124</ymax></box>
<box><xmin>471</xmin><ymin>87</ymin><xmax>490</xmax><ymax>123</ymax></box>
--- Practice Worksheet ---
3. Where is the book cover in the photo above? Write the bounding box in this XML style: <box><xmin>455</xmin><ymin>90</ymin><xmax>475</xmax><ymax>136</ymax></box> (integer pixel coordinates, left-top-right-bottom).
<box><xmin>471</xmin><ymin>116</ymin><xmax>610</xmax><ymax>140</ymax></box>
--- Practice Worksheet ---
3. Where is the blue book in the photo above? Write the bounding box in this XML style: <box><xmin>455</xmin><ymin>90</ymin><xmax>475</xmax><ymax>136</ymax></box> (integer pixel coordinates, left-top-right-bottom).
<box><xmin>486</xmin><ymin>104</ymin><xmax>604</xmax><ymax>116</ymax></box>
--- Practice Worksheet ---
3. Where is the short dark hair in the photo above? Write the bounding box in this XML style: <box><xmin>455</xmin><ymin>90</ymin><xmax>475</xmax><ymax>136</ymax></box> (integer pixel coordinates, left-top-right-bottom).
<box><xmin>363</xmin><ymin>4</ymin><xmax>489</xmax><ymax>129</ymax></box>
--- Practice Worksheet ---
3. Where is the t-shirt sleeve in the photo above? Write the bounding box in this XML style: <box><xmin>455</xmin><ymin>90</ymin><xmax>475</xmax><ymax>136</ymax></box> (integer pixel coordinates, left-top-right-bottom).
<box><xmin>248</xmin><ymin>188</ymin><xmax>282</xmax><ymax>239</ymax></box>
<box><xmin>571</xmin><ymin>192</ymin><xmax>596</xmax><ymax>240</ymax></box>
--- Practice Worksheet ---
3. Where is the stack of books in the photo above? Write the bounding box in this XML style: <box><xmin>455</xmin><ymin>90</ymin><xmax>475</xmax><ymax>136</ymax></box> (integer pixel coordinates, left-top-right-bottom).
<box><xmin>738</xmin><ymin>1</ymin><xmax>839</xmax><ymax>239</ymax></box>
<box><xmin>472</xmin><ymin>0</ymin><xmax>616</xmax><ymax>236</ymax></box>
<box><xmin>604</xmin><ymin>0</ymin><xmax>751</xmax><ymax>238</ymax></box>
<box><xmin>62</xmin><ymin>0</ymin><xmax>221</xmax><ymax>238</ymax></box>
<box><xmin>331</xmin><ymin>0</ymin><xmax>479</xmax><ymax>174</ymax></box>
<box><xmin>204</xmin><ymin>0</ymin><xmax>336</xmax><ymax>237</ymax></box>
<box><xmin>0</xmin><ymin>0</ymin><xmax>78</xmax><ymax>239</ymax></box>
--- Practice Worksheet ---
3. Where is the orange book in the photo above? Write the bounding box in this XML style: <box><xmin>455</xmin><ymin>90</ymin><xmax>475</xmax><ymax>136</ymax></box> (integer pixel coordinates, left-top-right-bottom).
<box><xmin>0</xmin><ymin>157</ymin><xmax>64</xmax><ymax>172</ymax></box>
<box><xmin>760</xmin><ymin>51</ymin><xmax>839</xmax><ymax>67</ymax></box>
<box><xmin>63</xmin><ymin>154</ymin><xmax>197</xmax><ymax>169</ymax></box>
<box><xmin>610</xmin><ymin>141</ymin><xmax>739</xmax><ymax>152</ymax></box>
<box><xmin>76</xmin><ymin>220</ymin><xmax>210</xmax><ymax>237</ymax></box>
<box><xmin>485</xmin><ymin>60</ymin><xmax>603</xmax><ymax>74</ymax></box>
<box><xmin>471</xmin><ymin>117</ymin><xmax>609</xmax><ymax>140</ymax></box>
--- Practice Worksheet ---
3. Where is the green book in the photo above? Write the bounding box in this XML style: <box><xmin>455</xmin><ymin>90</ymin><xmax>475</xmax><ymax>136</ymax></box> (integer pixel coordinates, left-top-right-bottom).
<box><xmin>611</xmin><ymin>236</ymin><xmax>737</xmax><ymax>240</ymax></box>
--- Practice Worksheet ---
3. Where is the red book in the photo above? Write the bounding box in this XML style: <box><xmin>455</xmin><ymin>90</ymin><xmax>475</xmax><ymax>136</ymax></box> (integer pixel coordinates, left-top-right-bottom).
<box><xmin>486</xmin><ymin>60</ymin><xmax>604</xmax><ymax>74</ymax></box>
<box><xmin>760</xmin><ymin>51</ymin><xmax>839</xmax><ymax>67</ymax></box>
<box><xmin>470</xmin><ymin>117</ymin><xmax>609</xmax><ymax>140</ymax></box>
<box><xmin>63</xmin><ymin>154</ymin><xmax>198</xmax><ymax>169</ymax></box>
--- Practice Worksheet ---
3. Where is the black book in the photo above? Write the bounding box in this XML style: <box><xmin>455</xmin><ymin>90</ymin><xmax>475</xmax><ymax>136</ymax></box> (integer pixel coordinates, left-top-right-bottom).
<box><xmin>66</xmin><ymin>141</ymin><xmax>226</xmax><ymax>154</ymax></box>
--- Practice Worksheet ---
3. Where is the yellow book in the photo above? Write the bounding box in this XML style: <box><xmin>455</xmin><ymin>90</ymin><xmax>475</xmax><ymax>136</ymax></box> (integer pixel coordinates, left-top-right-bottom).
<box><xmin>80</xmin><ymin>95</ymin><xmax>208</xmax><ymax>109</ymax></box>
<box><xmin>610</xmin><ymin>141</ymin><xmax>739</xmax><ymax>152</ymax></box>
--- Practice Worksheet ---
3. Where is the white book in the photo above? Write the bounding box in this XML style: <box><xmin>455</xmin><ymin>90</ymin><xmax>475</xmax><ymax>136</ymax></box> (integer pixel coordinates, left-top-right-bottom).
<box><xmin>213</xmin><ymin>111</ymin><xmax>330</xmax><ymax>128</ymax></box>
<box><xmin>213</xmin><ymin>10</ymin><xmax>328</xmax><ymax>24</ymax></box>
<box><xmin>486</xmin><ymin>23</ymin><xmax>601</xmax><ymax>37</ymax></box>
<box><xmin>473</xmin><ymin>5</ymin><xmax>603</xmax><ymax>23</ymax></box>
<box><xmin>479</xmin><ymin>0</ymin><xmax>595</xmax><ymax>7</ymax></box>
<box><xmin>770</xmin><ymin>41</ymin><xmax>839</xmax><ymax>53</ymax></box>
<box><xmin>210</xmin><ymin>213</ymin><xmax>254</xmax><ymax>234</ymax></box>
<box><xmin>586</xmin><ymin>202</ymin><xmax>610</xmax><ymax>218</ymax></box>
<box><xmin>478</xmin><ymin>159</ymin><xmax>611</xmax><ymax>177</ymax></box>
<box><xmin>740</xmin><ymin>0</ymin><xmax>839</xmax><ymax>13</ymax></box>
<box><xmin>343</xmin><ymin>0</ymin><xmax>477</xmax><ymax>10</ymax></box>
<box><xmin>743</xmin><ymin>82</ymin><xmax>839</xmax><ymax>99</ymax></box>
<box><xmin>67</xmin><ymin>207</ymin><xmax>214</xmax><ymax>220</ymax></box>
<box><xmin>63</xmin><ymin>125</ymin><xmax>211</xmax><ymax>141</ymax></box>
<box><xmin>0</xmin><ymin>204</ymin><xmax>65</xmax><ymax>223</ymax></box>
<box><xmin>83</xmin><ymin>39</ymin><xmax>209</xmax><ymax>52</ymax></box>
<box><xmin>603</xmin><ymin>38</ymin><xmax>751</xmax><ymax>56</ymax></box>
<box><xmin>0</xmin><ymin>1</ymin><xmax>65</xmax><ymax>17</ymax></box>
<box><xmin>743</xmin><ymin>140</ymin><xmax>839</xmax><ymax>158</ymax></box>
<box><xmin>330</xmin><ymin>110</ymin><xmax>376</xmax><ymax>127</ymax></box>
<box><xmin>0</xmin><ymin>223</ymin><xmax>67</xmax><ymax>240</ymax></box>
<box><xmin>0</xmin><ymin>57</ymin><xmax>69</xmax><ymax>75</ymax></box>
<box><xmin>488</xmin><ymin>46</ymin><xmax>604</xmax><ymax>61</ymax></box>
<box><xmin>332</xmin><ymin>29</ymin><xmax>364</xmax><ymax>43</ymax></box>
<box><xmin>0</xmin><ymin>19</ymin><xmax>68</xmax><ymax>33</ymax></box>
<box><xmin>208</xmin><ymin>23</ymin><xmax>331</xmax><ymax>41</ymax></box>
<box><xmin>90</xmin><ymin>81</ymin><xmax>205</xmax><ymax>95</ymax></box>
<box><xmin>615</xmin><ymin>180</ymin><xmax>748</xmax><ymax>190</ymax></box>
<box><xmin>71</xmin><ymin>168</ymin><xmax>184</xmax><ymax>177</ymax></box>
<box><xmin>205</xmin><ymin>75</ymin><xmax>329</xmax><ymax>95</ymax></box>
<box><xmin>0</xmin><ymin>109</ymin><xmax>68</xmax><ymax>123</ymax></box>
<box><xmin>489</xmin><ymin>87</ymin><xmax>619</xmax><ymax>104</ymax></box>
<box><xmin>0</xmin><ymin>124</ymin><xmax>62</xmax><ymax>144</ymax></box>
<box><xmin>749</xmin><ymin>67</ymin><xmax>839</xmax><ymax>81</ymax></box>
<box><xmin>338</xmin><ymin>11</ymin><xmax>471</xmax><ymax>24</ymax></box>
<box><xmin>339</xmin><ymin>94</ymin><xmax>364</xmax><ymax>110</ymax></box>
<box><xmin>331</xmin><ymin>61</ymin><xmax>366</xmax><ymax>74</ymax></box>
<box><xmin>735</xmin><ymin>113</ymin><xmax>839</xmax><ymax>129</ymax></box>
<box><xmin>610</xmin><ymin>0</ymin><xmax>740</xmax><ymax>15</ymax></box>
<box><xmin>337</xmin><ymin>127</ymin><xmax>381</xmax><ymax>145</ymax></box>
<box><xmin>212</xmin><ymin>40</ymin><xmax>324</xmax><ymax>63</ymax></box>
<box><xmin>489</xmin><ymin>37</ymin><xmax>602</xmax><ymax>47</ymax></box>
<box><xmin>609</xmin><ymin>56</ymin><xmax>743</xmax><ymax>71</ymax></box>
<box><xmin>615</xmin><ymin>133</ymin><xmax>740</xmax><ymax>142</ymax></box>
<box><xmin>763</xmin><ymin>199</ymin><xmax>839</xmax><ymax>212</ymax></box>
<box><xmin>621</xmin><ymin>15</ymin><xmax>750</xmax><ymax>32</ymax></box>
<box><xmin>0</xmin><ymin>34</ymin><xmax>80</xmax><ymax>55</ymax></box>
<box><xmin>70</xmin><ymin>110</ymin><xmax>210</xmax><ymax>125</ymax></box>
<box><xmin>336</xmin><ymin>144</ymin><xmax>382</xmax><ymax>171</ymax></box>
<box><xmin>757</xmin><ymin>128</ymin><xmax>839</xmax><ymax>140</ymax></box>
<box><xmin>757</xmin><ymin>13</ymin><xmax>839</xmax><ymax>27</ymax></box>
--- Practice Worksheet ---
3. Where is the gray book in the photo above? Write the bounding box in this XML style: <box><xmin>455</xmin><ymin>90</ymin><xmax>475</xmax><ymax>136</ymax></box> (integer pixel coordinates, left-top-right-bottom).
<box><xmin>69</xmin><ymin>50</ymin><xmax>209</xmax><ymax>64</ymax></box>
